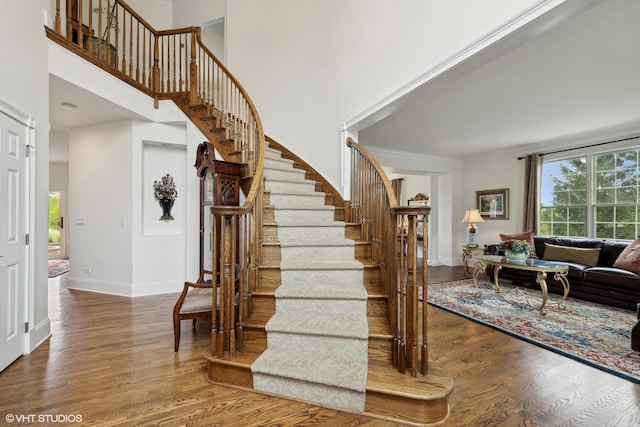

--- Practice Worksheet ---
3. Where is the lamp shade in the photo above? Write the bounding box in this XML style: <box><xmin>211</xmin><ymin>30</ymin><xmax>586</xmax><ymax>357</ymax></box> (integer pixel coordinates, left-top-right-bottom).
<box><xmin>462</xmin><ymin>209</ymin><xmax>484</xmax><ymax>223</ymax></box>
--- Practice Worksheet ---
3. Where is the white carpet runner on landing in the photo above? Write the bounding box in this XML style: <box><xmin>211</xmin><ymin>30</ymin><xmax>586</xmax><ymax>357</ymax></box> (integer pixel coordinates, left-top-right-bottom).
<box><xmin>251</xmin><ymin>145</ymin><xmax>369</xmax><ymax>412</ymax></box>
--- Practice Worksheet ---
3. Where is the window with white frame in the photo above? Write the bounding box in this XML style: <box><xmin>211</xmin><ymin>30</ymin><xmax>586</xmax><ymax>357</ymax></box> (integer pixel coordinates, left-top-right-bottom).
<box><xmin>539</xmin><ymin>146</ymin><xmax>640</xmax><ymax>239</ymax></box>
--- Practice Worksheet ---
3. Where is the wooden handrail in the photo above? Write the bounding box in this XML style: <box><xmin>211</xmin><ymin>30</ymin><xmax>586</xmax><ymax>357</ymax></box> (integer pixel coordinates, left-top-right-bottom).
<box><xmin>346</xmin><ymin>137</ymin><xmax>429</xmax><ymax>376</ymax></box>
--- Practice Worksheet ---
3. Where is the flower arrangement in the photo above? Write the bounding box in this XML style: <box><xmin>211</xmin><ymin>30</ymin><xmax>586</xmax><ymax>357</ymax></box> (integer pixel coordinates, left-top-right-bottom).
<box><xmin>500</xmin><ymin>239</ymin><xmax>531</xmax><ymax>254</ymax></box>
<box><xmin>153</xmin><ymin>174</ymin><xmax>177</xmax><ymax>201</ymax></box>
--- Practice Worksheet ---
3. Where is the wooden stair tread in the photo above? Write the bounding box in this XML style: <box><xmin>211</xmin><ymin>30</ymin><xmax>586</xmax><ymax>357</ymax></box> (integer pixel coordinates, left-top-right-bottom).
<box><xmin>203</xmin><ymin>348</ymin><xmax>259</xmax><ymax>367</ymax></box>
<box><xmin>366</xmin><ymin>360</ymin><xmax>454</xmax><ymax>398</ymax></box>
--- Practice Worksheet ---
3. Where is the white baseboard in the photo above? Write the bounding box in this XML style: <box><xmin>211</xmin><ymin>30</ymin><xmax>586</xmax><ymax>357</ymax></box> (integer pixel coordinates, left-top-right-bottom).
<box><xmin>67</xmin><ymin>277</ymin><xmax>183</xmax><ymax>297</ymax></box>
<box><xmin>28</xmin><ymin>317</ymin><xmax>51</xmax><ymax>354</ymax></box>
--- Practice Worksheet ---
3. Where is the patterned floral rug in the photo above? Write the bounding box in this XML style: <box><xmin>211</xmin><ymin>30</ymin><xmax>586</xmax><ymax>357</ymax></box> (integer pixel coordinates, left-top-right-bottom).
<box><xmin>48</xmin><ymin>259</ymin><xmax>69</xmax><ymax>278</ymax></box>
<box><xmin>427</xmin><ymin>279</ymin><xmax>640</xmax><ymax>383</ymax></box>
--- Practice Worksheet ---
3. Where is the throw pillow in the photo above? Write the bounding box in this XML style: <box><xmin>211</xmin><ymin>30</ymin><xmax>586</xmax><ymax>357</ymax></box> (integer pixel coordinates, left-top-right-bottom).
<box><xmin>542</xmin><ymin>243</ymin><xmax>600</xmax><ymax>267</ymax></box>
<box><xmin>500</xmin><ymin>231</ymin><xmax>537</xmax><ymax>258</ymax></box>
<box><xmin>612</xmin><ymin>236</ymin><xmax>640</xmax><ymax>275</ymax></box>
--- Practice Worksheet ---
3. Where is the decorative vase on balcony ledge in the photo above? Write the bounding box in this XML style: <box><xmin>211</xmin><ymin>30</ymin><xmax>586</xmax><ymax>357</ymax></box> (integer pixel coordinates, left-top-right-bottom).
<box><xmin>82</xmin><ymin>35</ymin><xmax>116</xmax><ymax>67</ymax></box>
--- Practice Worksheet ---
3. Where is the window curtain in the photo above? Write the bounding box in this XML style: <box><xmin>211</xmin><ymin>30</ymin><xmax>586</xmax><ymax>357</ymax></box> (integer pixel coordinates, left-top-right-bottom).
<box><xmin>523</xmin><ymin>154</ymin><xmax>541</xmax><ymax>232</ymax></box>
<box><xmin>391</xmin><ymin>178</ymin><xmax>403</xmax><ymax>203</ymax></box>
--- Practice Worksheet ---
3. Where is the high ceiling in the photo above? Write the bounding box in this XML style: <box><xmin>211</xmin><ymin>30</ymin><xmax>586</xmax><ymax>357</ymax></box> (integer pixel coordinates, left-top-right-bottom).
<box><xmin>49</xmin><ymin>0</ymin><xmax>640</xmax><ymax>163</ymax></box>
<box><xmin>358</xmin><ymin>0</ymin><xmax>640</xmax><ymax>160</ymax></box>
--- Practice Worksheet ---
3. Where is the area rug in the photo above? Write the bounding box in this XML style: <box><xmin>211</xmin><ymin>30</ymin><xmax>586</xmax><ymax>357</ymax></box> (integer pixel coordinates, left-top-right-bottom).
<box><xmin>48</xmin><ymin>260</ymin><xmax>69</xmax><ymax>278</ymax></box>
<box><xmin>427</xmin><ymin>279</ymin><xmax>640</xmax><ymax>383</ymax></box>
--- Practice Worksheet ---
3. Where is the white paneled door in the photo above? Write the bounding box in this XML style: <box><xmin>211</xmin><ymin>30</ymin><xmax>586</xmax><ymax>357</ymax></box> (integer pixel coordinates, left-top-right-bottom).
<box><xmin>0</xmin><ymin>107</ymin><xmax>28</xmax><ymax>372</ymax></box>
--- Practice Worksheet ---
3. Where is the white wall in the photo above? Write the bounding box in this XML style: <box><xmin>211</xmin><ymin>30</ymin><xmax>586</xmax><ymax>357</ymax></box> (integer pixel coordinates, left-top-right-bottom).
<box><xmin>67</xmin><ymin>118</ymin><xmax>201</xmax><ymax>297</ymax></box>
<box><xmin>132</xmin><ymin>123</ymin><xmax>189</xmax><ymax>296</ymax></box>
<box><xmin>201</xmin><ymin>21</ymin><xmax>225</xmax><ymax>63</ymax></box>
<box><xmin>225</xmin><ymin>0</ymin><xmax>543</xmax><ymax>193</ymax></box>
<box><xmin>68</xmin><ymin>121</ymin><xmax>134</xmax><ymax>294</ymax></box>
<box><xmin>173</xmin><ymin>0</ymin><xmax>226</xmax><ymax>27</ymax></box>
<box><xmin>49</xmin><ymin>162</ymin><xmax>69</xmax><ymax>188</ymax></box>
<box><xmin>462</xmin><ymin>154</ymin><xmax>525</xmax><ymax>253</ymax></box>
<box><xmin>403</xmin><ymin>176</ymin><xmax>430</xmax><ymax>206</ymax></box>
<box><xmin>127</xmin><ymin>0</ymin><xmax>173</xmax><ymax>29</ymax></box>
<box><xmin>0</xmin><ymin>0</ymin><xmax>52</xmax><ymax>351</ymax></box>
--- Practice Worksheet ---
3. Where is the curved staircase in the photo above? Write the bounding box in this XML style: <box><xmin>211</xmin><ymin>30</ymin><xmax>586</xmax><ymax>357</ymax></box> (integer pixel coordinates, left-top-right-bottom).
<box><xmin>204</xmin><ymin>141</ymin><xmax>453</xmax><ymax>425</ymax></box>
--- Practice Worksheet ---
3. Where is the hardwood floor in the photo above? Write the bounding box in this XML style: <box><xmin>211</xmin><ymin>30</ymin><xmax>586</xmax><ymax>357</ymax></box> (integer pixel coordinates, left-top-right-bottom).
<box><xmin>1</xmin><ymin>267</ymin><xmax>638</xmax><ymax>426</ymax></box>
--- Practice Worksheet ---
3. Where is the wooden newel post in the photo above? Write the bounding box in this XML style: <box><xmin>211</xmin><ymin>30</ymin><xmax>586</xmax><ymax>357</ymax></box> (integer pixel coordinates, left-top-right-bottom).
<box><xmin>189</xmin><ymin>29</ymin><xmax>198</xmax><ymax>105</ymax></box>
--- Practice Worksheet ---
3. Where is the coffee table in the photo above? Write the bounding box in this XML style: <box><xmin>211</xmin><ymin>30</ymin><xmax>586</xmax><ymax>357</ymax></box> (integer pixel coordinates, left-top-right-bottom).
<box><xmin>472</xmin><ymin>255</ymin><xmax>570</xmax><ymax>315</ymax></box>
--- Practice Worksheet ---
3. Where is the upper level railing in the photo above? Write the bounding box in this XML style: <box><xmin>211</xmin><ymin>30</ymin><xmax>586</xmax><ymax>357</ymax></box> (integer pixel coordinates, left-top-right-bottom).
<box><xmin>48</xmin><ymin>0</ymin><xmax>265</xmax><ymax>359</ymax></box>
<box><xmin>347</xmin><ymin>138</ymin><xmax>429</xmax><ymax>376</ymax></box>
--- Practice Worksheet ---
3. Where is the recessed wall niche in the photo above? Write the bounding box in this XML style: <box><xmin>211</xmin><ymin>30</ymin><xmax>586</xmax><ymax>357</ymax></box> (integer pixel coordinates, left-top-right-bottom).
<box><xmin>143</xmin><ymin>142</ymin><xmax>187</xmax><ymax>235</ymax></box>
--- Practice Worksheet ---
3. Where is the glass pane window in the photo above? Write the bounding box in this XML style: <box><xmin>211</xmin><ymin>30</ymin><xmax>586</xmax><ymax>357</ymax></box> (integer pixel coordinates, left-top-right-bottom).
<box><xmin>540</xmin><ymin>157</ymin><xmax>587</xmax><ymax>237</ymax></box>
<box><xmin>594</xmin><ymin>149</ymin><xmax>640</xmax><ymax>239</ymax></box>
<box><xmin>541</xmin><ymin>146</ymin><xmax>640</xmax><ymax>240</ymax></box>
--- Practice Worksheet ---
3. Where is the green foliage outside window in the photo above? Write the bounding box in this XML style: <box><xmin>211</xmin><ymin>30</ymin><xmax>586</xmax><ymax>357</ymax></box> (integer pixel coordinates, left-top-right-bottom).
<box><xmin>540</xmin><ymin>147</ymin><xmax>640</xmax><ymax>239</ymax></box>
<box><xmin>48</xmin><ymin>192</ymin><xmax>61</xmax><ymax>243</ymax></box>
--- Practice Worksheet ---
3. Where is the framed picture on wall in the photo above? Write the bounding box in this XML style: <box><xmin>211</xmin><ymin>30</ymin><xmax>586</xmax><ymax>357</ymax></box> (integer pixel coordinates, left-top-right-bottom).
<box><xmin>476</xmin><ymin>188</ymin><xmax>509</xmax><ymax>220</ymax></box>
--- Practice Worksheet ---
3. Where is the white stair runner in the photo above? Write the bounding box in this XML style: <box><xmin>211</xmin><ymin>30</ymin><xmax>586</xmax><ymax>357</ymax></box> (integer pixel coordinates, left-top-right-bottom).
<box><xmin>252</xmin><ymin>146</ymin><xmax>369</xmax><ymax>412</ymax></box>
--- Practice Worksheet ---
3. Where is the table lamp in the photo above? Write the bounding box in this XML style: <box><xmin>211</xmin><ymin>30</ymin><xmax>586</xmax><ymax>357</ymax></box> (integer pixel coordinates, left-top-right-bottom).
<box><xmin>462</xmin><ymin>209</ymin><xmax>484</xmax><ymax>247</ymax></box>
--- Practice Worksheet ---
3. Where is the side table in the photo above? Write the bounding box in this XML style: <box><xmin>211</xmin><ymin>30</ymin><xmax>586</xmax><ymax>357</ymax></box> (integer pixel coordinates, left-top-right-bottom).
<box><xmin>462</xmin><ymin>245</ymin><xmax>485</xmax><ymax>277</ymax></box>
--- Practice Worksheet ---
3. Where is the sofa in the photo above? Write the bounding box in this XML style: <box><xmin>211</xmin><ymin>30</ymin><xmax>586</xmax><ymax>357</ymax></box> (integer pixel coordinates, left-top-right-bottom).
<box><xmin>485</xmin><ymin>235</ymin><xmax>640</xmax><ymax>311</ymax></box>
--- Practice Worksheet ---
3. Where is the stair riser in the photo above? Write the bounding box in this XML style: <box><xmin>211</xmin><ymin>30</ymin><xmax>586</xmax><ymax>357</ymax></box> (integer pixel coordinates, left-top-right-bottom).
<box><xmin>280</xmin><ymin>245</ymin><xmax>355</xmax><ymax>260</ymax></box>
<box><xmin>275</xmin><ymin>299</ymin><xmax>367</xmax><ymax>316</ymax></box>
<box><xmin>355</xmin><ymin>243</ymin><xmax>371</xmax><ymax>259</ymax></box>
<box><xmin>264</xmin><ymin>180</ymin><xmax>316</xmax><ymax>194</ymax></box>
<box><xmin>274</xmin><ymin>209</ymin><xmax>335</xmax><ymax>223</ymax></box>
<box><xmin>345</xmin><ymin>224</ymin><xmax>362</xmax><ymax>240</ymax></box>
<box><xmin>251</xmin><ymin>296</ymin><xmax>275</xmax><ymax>318</ymax></box>
<box><xmin>262</xmin><ymin>206</ymin><xmax>275</xmax><ymax>223</ymax></box>
<box><xmin>261</xmin><ymin>245</ymin><xmax>281</xmax><ymax>264</ymax></box>
<box><xmin>264</xmin><ymin>168</ymin><xmax>307</xmax><ymax>182</ymax></box>
<box><xmin>280</xmin><ymin>269</ymin><xmax>363</xmax><ymax>286</ymax></box>
<box><xmin>207</xmin><ymin>360</ymin><xmax>253</xmax><ymax>389</ymax></box>
<box><xmin>367</xmin><ymin>299</ymin><xmax>387</xmax><ymax>318</ymax></box>
<box><xmin>368</xmin><ymin>336</ymin><xmax>393</xmax><ymax>362</ymax></box>
<box><xmin>257</xmin><ymin>268</ymin><xmax>280</xmax><ymax>292</ymax></box>
<box><xmin>270</xmin><ymin>193</ymin><xmax>327</xmax><ymax>208</ymax></box>
<box><xmin>266</xmin><ymin>332</ymin><xmax>368</xmax><ymax>359</ymax></box>
<box><xmin>262</xmin><ymin>225</ymin><xmax>279</xmax><ymax>242</ymax></box>
<box><xmin>277</xmin><ymin>226</ymin><xmax>346</xmax><ymax>240</ymax></box>
<box><xmin>240</xmin><ymin>327</ymin><xmax>267</xmax><ymax>353</ymax></box>
<box><xmin>253</xmin><ymin>375</ymin><xmax>365</xmax><ymax>412</ymax></box>
<box><xmin>264</xmin><ymin>158</ymin><xmax>295</xmax><ymax>171</ymax></box>
<box><xmin>333</xmin><ymin>208</ymin><xmax>345</xmax><ymax>222</ymax></box>
<box><xmin>264</xmin><ymin>148</ymin><xmax>284</xmax><ymax>160</ymax></box>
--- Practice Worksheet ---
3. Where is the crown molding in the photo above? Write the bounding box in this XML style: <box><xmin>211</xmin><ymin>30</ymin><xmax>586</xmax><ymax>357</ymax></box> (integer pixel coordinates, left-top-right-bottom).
<box><xmin>465</xmin><ymin>123</ymin><xmax>640</xmax><ymax>166</ymax></box>
<box><xmin>363</xmin><ymin>145</ymin><xmax>462</xmax><ymax>175</ymax></box>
